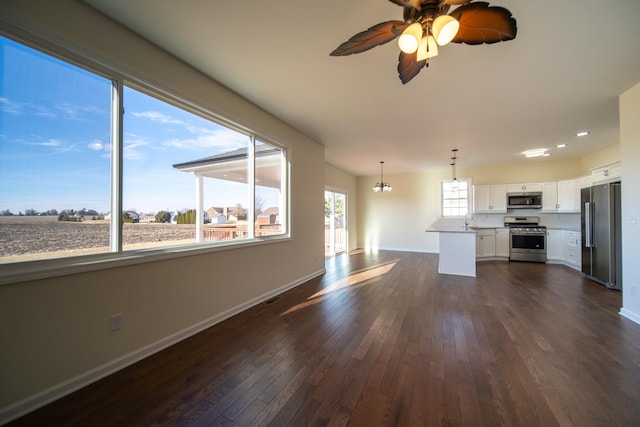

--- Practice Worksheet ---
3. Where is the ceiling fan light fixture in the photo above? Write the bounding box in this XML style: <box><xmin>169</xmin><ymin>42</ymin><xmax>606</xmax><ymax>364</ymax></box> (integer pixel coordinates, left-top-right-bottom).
<box><xmin>416</xmin><ymin>35</ymin><xmax>438</xmax><ymax>61</ymax></box>
<box><xmin>330</xmin><ymin>1</ymin><xmax>517</xmax><ymax>84</ymax></box>
<box><xmin>432</xmin><ymin>15</ymin><xmax>459</xmax><ymax>46</ymax></box>
<box><xmin>398</xmin><ymin>22</ymin><xmax>423</xmax><ymax>54</ymax></box>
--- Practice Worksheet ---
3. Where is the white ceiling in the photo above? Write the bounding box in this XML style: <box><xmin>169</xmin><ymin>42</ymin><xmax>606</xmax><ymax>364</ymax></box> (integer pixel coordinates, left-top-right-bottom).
<box><xmin>83</xmin><ymin>0</ymin><xmax>640</xmax><ymax>177</ymax></box>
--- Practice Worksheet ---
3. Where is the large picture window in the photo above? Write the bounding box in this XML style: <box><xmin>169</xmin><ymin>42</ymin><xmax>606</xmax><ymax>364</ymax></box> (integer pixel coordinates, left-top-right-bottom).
<box><xmin>0</xmin><ymin>36</ymin><xmax>112</xmax><ymax>262</ymax></box>
<box><xmin>0</xmin><ymin>35</ymin><xmax>288</xmax><ymax>266</ymax></box>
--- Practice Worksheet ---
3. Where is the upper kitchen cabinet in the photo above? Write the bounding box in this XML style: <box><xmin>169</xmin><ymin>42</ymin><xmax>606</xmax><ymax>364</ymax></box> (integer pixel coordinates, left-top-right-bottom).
<box><xmin>474</xmin><ymin>184</ymin><xmax>507</xmax><ymax>213</ymax></box>
<box><xmin>592</xmin><ymin>162</ymin><xmax>621</xmax><ymax>184</ymax></box>
<box><xmin>575</xmin><ymin>174</ymin><xmax>593</xmax><ymax>190</ymax></box>
<box><xmin>542</xmin><ymin>180</ymin><xmax>579</xmax><ymax>212</ymax></box>
<box><xmin>506</xmin><ymin>182</ymin><xmax>543</xmax><ymax>193</ymax></box>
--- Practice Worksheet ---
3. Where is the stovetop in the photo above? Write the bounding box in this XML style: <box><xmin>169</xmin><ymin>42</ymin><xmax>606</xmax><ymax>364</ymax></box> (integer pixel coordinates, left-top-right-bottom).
<box><xmin>504</xmin><ymin>215</ymin><xmax>546</xmax><ymax>232</ymax></box>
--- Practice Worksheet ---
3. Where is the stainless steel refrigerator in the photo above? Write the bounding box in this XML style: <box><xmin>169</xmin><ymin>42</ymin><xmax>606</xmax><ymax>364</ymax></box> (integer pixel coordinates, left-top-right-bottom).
<box><xmin>581</xmin><ymin>182</ymin><xmax>622</xmax><ymax>290</ymax></box>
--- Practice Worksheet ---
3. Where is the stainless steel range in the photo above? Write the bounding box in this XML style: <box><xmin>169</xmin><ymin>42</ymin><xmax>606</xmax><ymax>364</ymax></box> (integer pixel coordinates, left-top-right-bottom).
<box><xmin>504</xmin><ymin>216</ymin><xmax>547</xmax><ymax>263</ymax></box>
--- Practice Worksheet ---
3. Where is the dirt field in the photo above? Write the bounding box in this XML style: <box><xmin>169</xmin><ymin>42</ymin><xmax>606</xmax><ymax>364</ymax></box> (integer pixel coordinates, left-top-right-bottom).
<box><xmin>0</xmin><ymin>216</ymin><xmax>197</xmax><ymax>263</ymax></box>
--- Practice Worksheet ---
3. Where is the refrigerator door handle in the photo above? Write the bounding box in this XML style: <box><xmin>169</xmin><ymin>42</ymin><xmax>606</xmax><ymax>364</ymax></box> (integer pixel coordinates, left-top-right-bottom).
<box><xmin>585</xmin><ymin>202</ymin><xmax>593</xmax><ymax>247</ymax></box>
<box><xmin>590</xmin><ymin>202</ymin><xmax>596</xmax><ymax>248</ymax></box>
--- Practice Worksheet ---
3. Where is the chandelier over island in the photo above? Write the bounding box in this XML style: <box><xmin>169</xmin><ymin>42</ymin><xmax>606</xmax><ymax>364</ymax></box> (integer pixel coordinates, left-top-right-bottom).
<box><xmin>373</xmin><ymin>161</ymin><xmax>392</xmax><ymax>192</ymax></box>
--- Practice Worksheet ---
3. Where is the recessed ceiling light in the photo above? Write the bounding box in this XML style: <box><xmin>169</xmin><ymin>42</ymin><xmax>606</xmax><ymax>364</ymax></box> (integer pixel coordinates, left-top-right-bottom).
<box><xmin>576</xmin><ymin>131</ymin><xmax>590</xmax><ymax>137</ymax></box>
<box><xmin>523</xmin><ymin>148</ymin><xmax>548</xmax><ymax>158</ymax></box>
<box><xmin>557</xmin><ymin>143</ymin><xmax>567</xmax><ymax>148</ymax></box>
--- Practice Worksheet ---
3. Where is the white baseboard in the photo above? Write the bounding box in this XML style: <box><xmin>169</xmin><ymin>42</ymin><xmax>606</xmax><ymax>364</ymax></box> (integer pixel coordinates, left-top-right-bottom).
<box><xmin>0</xmin><ymin>268</ymin><xmax>326</xmax><ymax>426</ymax></box>
<box><xmin>620</xmin><ymin>307</ymin><xmax>640</xmax><ymax>326</ymax></box>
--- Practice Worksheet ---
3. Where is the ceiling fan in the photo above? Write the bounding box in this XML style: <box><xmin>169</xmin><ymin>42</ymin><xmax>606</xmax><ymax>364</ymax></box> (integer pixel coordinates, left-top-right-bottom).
<box><xmin>330</xmin><ymin>0</ymin><xmax>517</xmax><ymax>84</ymax></box>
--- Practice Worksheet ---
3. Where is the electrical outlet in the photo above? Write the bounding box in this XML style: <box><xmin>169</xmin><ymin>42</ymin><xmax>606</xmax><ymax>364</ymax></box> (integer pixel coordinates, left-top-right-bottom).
<box><xmin>631</xmin><ymin>287</ymin><xmax>638</xmax><ymax>297</ymax></box>
<box><xmin>109</xmin><ymin>313</ymin><xmax>124</xmax><ymax>332</ymax></box>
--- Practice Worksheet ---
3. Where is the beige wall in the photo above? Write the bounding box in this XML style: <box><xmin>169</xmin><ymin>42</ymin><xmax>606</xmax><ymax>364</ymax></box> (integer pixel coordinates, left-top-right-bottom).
<box><xmin>580</xmin><ymin>144</ymin><xmax>621</xmax><ymax>173</ymax></box>
<box><xmin>358</xmin><ymin>170</ymin><xmax>444</xmax><ymax>253</ymax></box>
<box><xmin>620</xmin><ymin>82</ymin><xmax>640</xmax><ymax>322</ymax></box>
<box><xmin>0</xmin><ymin>0</ymin><xmax>325</xmax><ymax>421</ymax></box>
<box><xmin>427</xmin><ymin>144</ymin><xmax>620</xmax><ymax>187</ymax></box>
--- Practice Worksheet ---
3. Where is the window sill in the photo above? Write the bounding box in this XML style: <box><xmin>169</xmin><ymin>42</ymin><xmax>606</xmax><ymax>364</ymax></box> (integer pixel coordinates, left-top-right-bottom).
<box><xmin>0</xmin><ymin>235</ymin><xmax>290</xmax><ymax>286</ymax></box>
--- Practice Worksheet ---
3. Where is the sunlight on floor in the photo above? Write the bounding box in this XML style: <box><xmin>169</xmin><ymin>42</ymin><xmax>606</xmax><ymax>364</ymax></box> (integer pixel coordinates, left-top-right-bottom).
<box><xmin>280</xmin><ymin>260</ymin><xmax>398</xmax><ymax>316</ymax></box>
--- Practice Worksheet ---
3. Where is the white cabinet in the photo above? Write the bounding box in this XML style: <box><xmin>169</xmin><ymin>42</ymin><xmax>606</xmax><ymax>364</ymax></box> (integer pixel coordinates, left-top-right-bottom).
<box><xmin>476</xmin><ymin>229</ymin><xmax>496</xmax><ymax>258</ymax></box>
<box><xmin>495</xmin><ymin>228</ymin><xmax>510</xmax><ymax>258</ymax></box>
<box><xmin>546</xmin><ymin>229</ymin><xmax>581</xmax><ymax>270</ymax></box>
<box><xmin>563</xmin><ymin>230</ymin><xmax>581</xmax><ymax>269</ymax></box>
<box><xmin>575</xmin><ymin>174</ymin><xmax>593</xmax><ymax>190</ymax></box>
<box><xmin>592</xmin><ymin>162</ymin><xmax>621</xmax><ymax>184</ymax></box>
<box><xmin>546</xmin><ymin>230</ymin><xmax>563</xmax><ymax>260</ymax></box>
<box><xmin>474</xmin><ymin>184</ymin><xmax>507</xmax><ymax>213</ymax></box>
<box><xmin>492</xmin><ymin>185</ymin><xmax>508</xmax><ymax>212</ymax></box>
<box><xmin>507</xmin><ymin>182</ymin><xmax>542</xmax><ymax>193</ymax></box>
<box><xmin>543</xmin><ymin>180</ymin><xmax>579</xmax><ymax>212</ymax></box>
<box><xmin>542</xmin><ymin>182</ymin><xmax>558</xmax><ymax>211</ymax></box>
<box><xmin>474</xmin><ymin>185</ymin><xmax>491</xmax><ymax>212</ymax></box>
<box><xmin>557</xmin><ymin>179</ymin><xmax>579</xmax><ymax>212</ymax></box>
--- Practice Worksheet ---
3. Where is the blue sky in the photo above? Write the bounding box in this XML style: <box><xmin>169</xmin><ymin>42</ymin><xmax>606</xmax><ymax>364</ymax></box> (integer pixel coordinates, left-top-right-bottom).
<box><xmin>0</xmin><ymin>36</ymin><xmax>279</xmax><ymax>215</ymax></box>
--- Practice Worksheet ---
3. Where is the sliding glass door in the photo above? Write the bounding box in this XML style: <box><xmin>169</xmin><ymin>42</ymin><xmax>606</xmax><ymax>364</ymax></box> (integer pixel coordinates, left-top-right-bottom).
<box><xmin>324</xmin><ymin>190</ymin><xmax>346</xmax><ymax>256</ymax></box>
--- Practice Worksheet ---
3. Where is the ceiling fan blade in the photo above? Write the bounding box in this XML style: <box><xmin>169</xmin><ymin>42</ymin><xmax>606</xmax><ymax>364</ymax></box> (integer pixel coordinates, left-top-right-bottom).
<box><xmin>389</xmin><ymin>0</ymin><xmax>422</xmax><ymax>9</ymax></box>
<box><xmin>440</xmin><ymin>0</ymin><xmax>472</xmax><ymax>5</ymax></box>
<box><xmin>449</xmin><ymin>2</ymin><xmax>517</xmax><ymax>45</ymax></box>
<box><xmin>404</xmin><ymin>6</ymin><xmax>420</xmax><ymax>22</ymax></box>
<box><xmin>330</xmin><ymin>21</ymin><xmax>408</xmax><ymax>56</ymax></box>
<box><xmin>398</xmin><ymin>51</ymin><xmax>427</xmax><ymax>84</ymax></box>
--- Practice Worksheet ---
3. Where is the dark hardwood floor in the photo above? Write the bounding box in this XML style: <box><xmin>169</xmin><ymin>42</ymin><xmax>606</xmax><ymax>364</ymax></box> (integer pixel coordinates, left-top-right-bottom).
<box><xmin>10</xmin><ymin>251</ymin><xmax>640</xmax><ymax>426</ymax></box>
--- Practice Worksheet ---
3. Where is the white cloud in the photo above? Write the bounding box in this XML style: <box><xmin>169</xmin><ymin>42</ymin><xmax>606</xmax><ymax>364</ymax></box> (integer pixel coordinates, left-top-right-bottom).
<box><xmin>163</xmin><ymin>128</ymin><xmax>248</xmax><ymax>151</ymax></box>
<box><xmin>56</xmin><ymin>103</ymin><xmax>104</xmax><ymax>120</ymax></box>
<box><xmin>124</xmin><ymin>133</ymin><xmax>153</xmax><ymax>160</ymax></box>
<box><xmin>132</xmin><ymin>111</ymin><xmax>185</xmax><ymax>125</ymax></box>
<box><xmin>88</xmin><ymin>140</ymin><xmax>105</xmax><ymax>151</ymax></box>
<box><xmin>33</xmin><ymin>139</ymin><xmax>63</xmax><ymax>147</ymax></box>
<box><xmin>0</xmin><ymin>97</ymin><xmax>23</xmax><ymax>114</ymax></box>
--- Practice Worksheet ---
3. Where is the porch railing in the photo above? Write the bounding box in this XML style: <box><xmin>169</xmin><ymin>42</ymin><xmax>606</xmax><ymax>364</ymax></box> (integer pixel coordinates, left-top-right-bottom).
<box><xmin>201</xmin><ymin>224</ymin><xmax>282</xmax><ymax>241</ymax></box>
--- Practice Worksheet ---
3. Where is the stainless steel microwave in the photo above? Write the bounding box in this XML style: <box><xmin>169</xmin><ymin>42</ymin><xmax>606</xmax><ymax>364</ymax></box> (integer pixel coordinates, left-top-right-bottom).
<box><xmin>507</xmin><ymin>192</ymin><xmax>542</xmax><ymax>209</ymax></box>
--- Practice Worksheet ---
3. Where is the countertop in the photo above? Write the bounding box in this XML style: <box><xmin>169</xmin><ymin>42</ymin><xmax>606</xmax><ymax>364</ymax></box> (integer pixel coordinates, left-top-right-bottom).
<box><xmin>425</xmin><ymin>226</ymin><xmax>477</xmax><ymax>234</ymax></box>
<box><xmin>546</xmin><ymin>227</ymin><xmax>581</xmax><ymax>232</ymax></box>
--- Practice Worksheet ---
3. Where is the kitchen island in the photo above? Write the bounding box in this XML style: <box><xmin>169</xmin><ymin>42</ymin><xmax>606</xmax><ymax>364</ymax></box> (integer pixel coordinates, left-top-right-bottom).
<box><xmin>426</xmin><ymin>226</ymin><xmax>477</xmax><ymax>277</ymax></box>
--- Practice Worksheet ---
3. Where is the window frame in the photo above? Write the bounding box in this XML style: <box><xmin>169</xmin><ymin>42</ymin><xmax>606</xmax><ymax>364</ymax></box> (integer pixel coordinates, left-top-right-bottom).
<box><xmin>0</xmin><ymin>31</ymin><xmax>290</xmax><ymax>285</ymax></box>
<box><xmin>441</xmin><ymin>178</ymin><xmax>471</xmax><ymax>217</ymax></box>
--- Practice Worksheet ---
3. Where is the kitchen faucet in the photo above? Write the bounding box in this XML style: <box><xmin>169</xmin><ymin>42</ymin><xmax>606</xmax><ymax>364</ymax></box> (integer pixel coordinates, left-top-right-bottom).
<box><xmin>464</xmin><ymin>213</ymin><xmax>474</xmax><ymax>229</ymax></box>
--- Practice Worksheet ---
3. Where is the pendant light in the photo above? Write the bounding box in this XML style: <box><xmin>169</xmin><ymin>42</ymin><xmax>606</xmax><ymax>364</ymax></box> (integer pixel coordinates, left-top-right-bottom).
<box><xmin>450</xmin><ymin>149</ymin><xmax>459</xmax><ymax>191</ymax></box>
<box><xmin>373</xmin><ymin>161</ymin><xmax>392</xmax><ymax>192</ymax></box>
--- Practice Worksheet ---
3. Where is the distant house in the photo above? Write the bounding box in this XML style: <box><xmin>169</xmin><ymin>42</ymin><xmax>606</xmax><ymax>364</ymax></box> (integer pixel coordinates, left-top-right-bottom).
<box><xmin>205</xmin><ymin>206</ymin><xmax>248</xmax><ymax>224</ymax></box>
<box><xmin>139</xmin><ymin>214</ymin><xmax>156</xmax><ymax>223</ymax></box>
<box><xmin>257</xmin><ymin>207</ymin><xmax>279</xmax><ymax>225</ymax></box>
<box><xmin>124</xmin><ymin>211</ymin><xmax>140</xmax><ymax>223</ymax></box>
<box><xmin>104</xmin><ymin>211</ymin><xmax>140</xmax><ymax>222</ymax></box>
<box><xmin>206</xmin><ymin>208</ymin><xmax>226</xmax><ymax>224</ymax></box>
<box><xmin>173</xmin><ymin>146</ymin><xmax>279</xmax><ymax>241</ymax></box>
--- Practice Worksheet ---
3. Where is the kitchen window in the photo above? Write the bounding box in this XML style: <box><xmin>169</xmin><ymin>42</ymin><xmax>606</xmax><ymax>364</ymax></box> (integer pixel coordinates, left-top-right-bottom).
<box><xmin>441</xmin><ymin>179</ymin><xmax>470</xmax><ymax>217</ymax></box>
